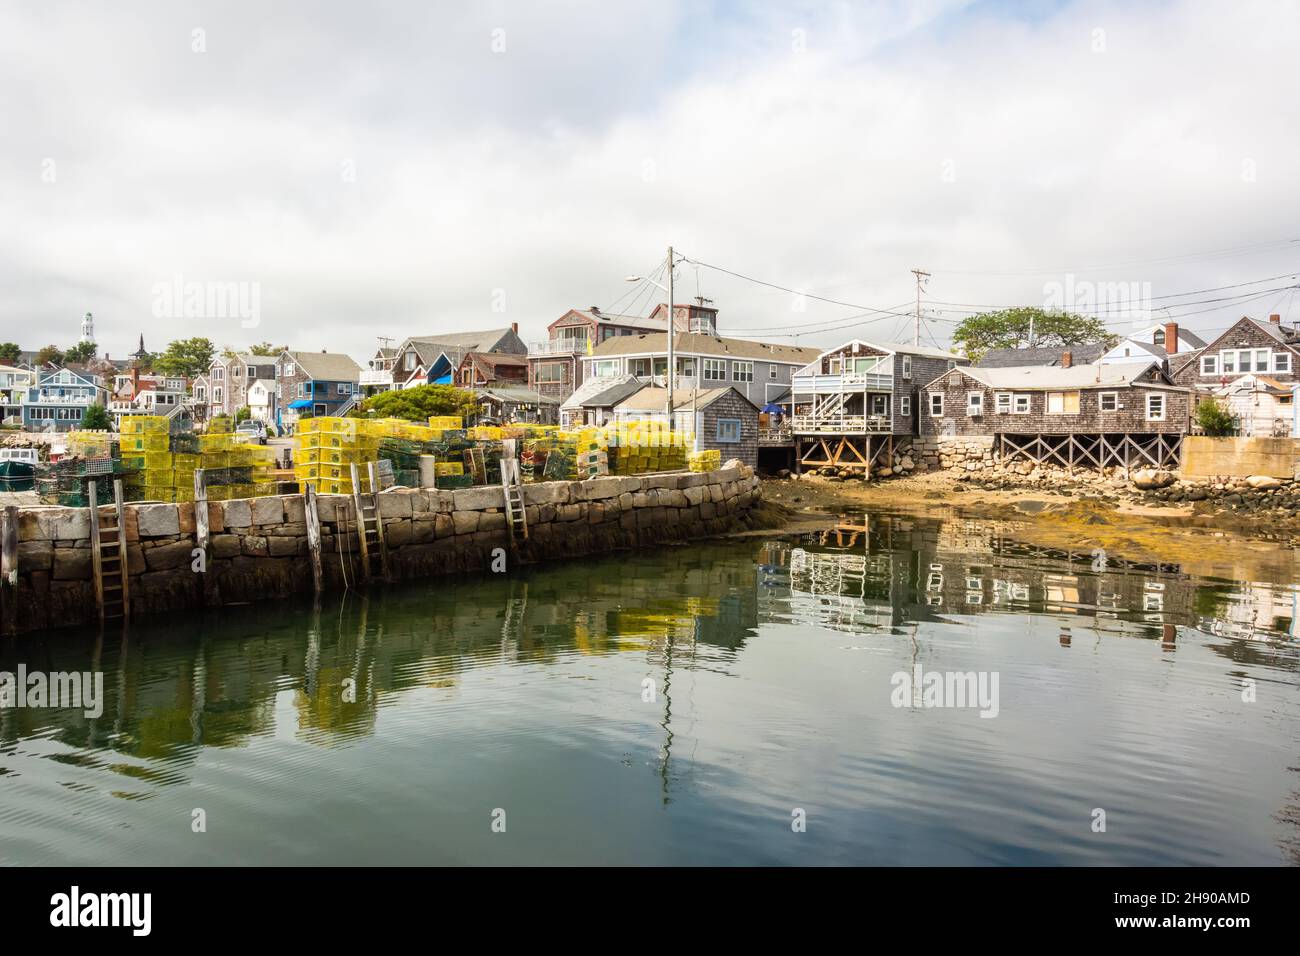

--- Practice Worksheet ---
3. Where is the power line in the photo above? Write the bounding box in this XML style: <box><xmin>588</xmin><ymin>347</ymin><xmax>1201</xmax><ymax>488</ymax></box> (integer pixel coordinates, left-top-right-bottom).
<box><xmin>930</xmin><ymin>237</ymin><xmax>1300</xmax><ymax>276</ymax></box>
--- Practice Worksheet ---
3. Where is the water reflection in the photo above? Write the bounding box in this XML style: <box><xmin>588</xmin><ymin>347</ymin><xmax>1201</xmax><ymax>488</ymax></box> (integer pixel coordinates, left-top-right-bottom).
<box><xmin>0</xmin><ymin>512</ymin><xmax>1297</xmax><ymax>865</ymax></box>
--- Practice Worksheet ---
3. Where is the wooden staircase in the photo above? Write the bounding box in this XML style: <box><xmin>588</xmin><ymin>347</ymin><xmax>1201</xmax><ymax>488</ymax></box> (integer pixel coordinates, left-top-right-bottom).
<box><xmin>87</xmin><ymin>478</ymin><xmax>130</xmax><ymax>624</ymax></box>
<box><xmin>349</xmin><ymin>462</ymin><xmax>391</xmax><ymax>583</ymax></box>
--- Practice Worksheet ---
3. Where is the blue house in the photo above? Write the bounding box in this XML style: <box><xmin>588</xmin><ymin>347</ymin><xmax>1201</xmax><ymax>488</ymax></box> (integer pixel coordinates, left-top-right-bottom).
<box><xmin>23</xmin><ymin>367</ymin><xmax>107</xmax><ymax>432</ymax></box>
<box><xmin>275</xmin><ymin>350</ymin><xmax>363</xmax><ymax>429</ymax></box>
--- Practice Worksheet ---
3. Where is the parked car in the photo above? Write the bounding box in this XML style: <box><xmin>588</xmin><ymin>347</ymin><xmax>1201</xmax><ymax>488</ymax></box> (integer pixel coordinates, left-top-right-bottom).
<box><xmin>234</xmin><ymin>420</ymin><xmax>268</xmax><ymax>445</ymax></box>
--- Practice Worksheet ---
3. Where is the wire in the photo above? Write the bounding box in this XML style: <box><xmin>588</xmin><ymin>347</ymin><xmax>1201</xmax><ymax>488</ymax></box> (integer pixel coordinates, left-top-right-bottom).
<box><xmin>930</xmin><ymin>237</ymin><xmax>1300</xmax><ymax>276</ymax></box>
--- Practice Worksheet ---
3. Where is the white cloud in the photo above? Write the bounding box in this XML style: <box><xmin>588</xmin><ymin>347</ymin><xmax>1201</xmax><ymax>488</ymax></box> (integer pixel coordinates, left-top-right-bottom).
<box><xmin>1</xmin><ymin>0</ymin><xmax>1297</xmax><ymax>358</ymax></box>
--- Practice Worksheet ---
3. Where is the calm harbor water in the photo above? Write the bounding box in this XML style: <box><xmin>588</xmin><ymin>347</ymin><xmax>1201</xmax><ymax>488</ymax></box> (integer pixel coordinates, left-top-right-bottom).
<box><xmin>1</xmin><ymin>512</ymin><xmax>1297</xmax><ymax>866</ymax></box>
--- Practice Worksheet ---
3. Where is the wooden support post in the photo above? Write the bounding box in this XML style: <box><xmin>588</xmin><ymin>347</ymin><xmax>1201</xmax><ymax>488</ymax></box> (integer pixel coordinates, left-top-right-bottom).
<box><xmin>304</xmin><ymin>484</ymin><xmax>323</xmax><ymax>594</ymax></box>
<box><xmin>1</xmin><ymin>505</ymin><xmax>17</xmax><ymax>635</ymax></box>
<box><xmin>349</xmin><ymin>463</ymin><xmax>372</xmax><ymax>584</ymax></box>
<box><xmin>194</xmin><ymin>470</ymin><xmax>209</xmax><ymax>555</ymax></box>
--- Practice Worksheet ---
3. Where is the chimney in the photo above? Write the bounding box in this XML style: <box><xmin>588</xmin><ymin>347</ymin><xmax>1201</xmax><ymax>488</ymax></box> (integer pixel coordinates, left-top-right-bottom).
<box><xmin>1270</xmin><ymin>313</ymin><xmax>1281</xmax><ymax>325</ymax></box>
<box><xmin>511</xmin><ymin>322</ymin><xmax>518</xmax><ymax>334</ymax></box>
<box><xmin>1061</xmin><ymin>350</ymin><xmax>1072</xmax><ymax>369</ymax></box>
<box><xmin>1163</xmin><ymin>321</ymin><xmax>1179</xmax><ymax>355</ymax></box>
<box><xmin>590</xmin><ymin>306</ymin><xmax>601</xmax><ymax>315</ymax></box>
<box><xmin>130</xmin><ymin>364</ymin><xmax>140</xmax><ymax>396</ymax></box>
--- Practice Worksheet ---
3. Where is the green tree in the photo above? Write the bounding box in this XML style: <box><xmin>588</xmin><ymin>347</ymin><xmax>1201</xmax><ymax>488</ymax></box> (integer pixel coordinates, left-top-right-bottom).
<box><xmin>80</xmin><ymin>404</ymin><xmax>111</xmax><ymax>430</ymax></box>
<box><xmin>154</xmin><ymin>337</ymin><xmax>216</xmax><ymax>378</ymax></box>
<box><xmin>248</xmin><ymin>342</ymin><xmax>281</xmax><ymax>356</ymax></box>
<box><xmin>234</xmin><ymin>406</ymin><xmax>251</xmax><ymax>423</ymax></box>
<box><xmin>358</xmin><ymin>384</ymin><xmax>479</xmax><ymax>422</ymax></box>
<box><xmin>0</xmin><ymin>343</ymin><xmax>21</xmax><ymax>363</ymax></box>
<box><xmin>64</xmin><ymin>341</ymin><xmax>98</xmax><ymax>364</ymax></box>
<box><xmin>952</xmin><ymin>308</ymin><xmax>1114</xmax><ymax>361</ymax></box>
<box><xmin>36</xmin><ymin>344</ymin><xmax>64</xmax><ymax>366</ymax></box>
<box><xmin>1194</xmin><ymin>397</ymin><xmax>1236</xmax><ymax>436</ymax></box>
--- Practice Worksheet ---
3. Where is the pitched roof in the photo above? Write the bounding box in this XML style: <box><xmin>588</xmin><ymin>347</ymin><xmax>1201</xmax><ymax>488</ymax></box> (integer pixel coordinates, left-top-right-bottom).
<box><xmin>404</xmin><ymin>327</ymin><xmax>525</xmax><ymax>366</ymax></box>
<box><xmin>286</xmin><ymin>351</ymin><xmax>362</xmax><ymax>381</ymax></box>
<box><xmin>614</xmin><ymin>385</ymin><xmax>760</xmax><ymax>413</ymax></box>
<box><xmin>473</xmin><ymin>385</ymin><xmax>560</xmax><ymax>405</ymax></box>
<box><xmin>591</xmin><ymin>332</ymin><xmax>820</xmax><ymax>364</ymax></box>
<box><xmin>560</xmin><ymin>309</ymin><xmax>668</xmax><ymax>331</ymax></box>
<box><xmin>817</xmin><ymin>339</ymin><xmax>966</xmax><ymax>361</ymax></box>
<box><xmin>948</xmin><ymin>361</ymin><xmax>1178</xmax><ymax>391</ymax></box>
<box><xmin>579</xmin><ymin>379</ymin><xmax>647</xmax><ymax>408</ymax></box>
<box><xmin>561</xmin><ymin>372</ymin><xmax>640</xmax><ymax>410</ymax></box>
<box><xmin>976</xmin><ymin>343</ymin><xmax>1107</xmax><ymax>367</ymax></box>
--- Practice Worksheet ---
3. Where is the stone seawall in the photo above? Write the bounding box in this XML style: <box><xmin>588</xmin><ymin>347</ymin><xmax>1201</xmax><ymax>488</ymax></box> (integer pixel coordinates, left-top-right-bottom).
<box><xmin>5</xmin><ymin>466</ymin><xmax>763</xmax><ymax>635</ymax></box>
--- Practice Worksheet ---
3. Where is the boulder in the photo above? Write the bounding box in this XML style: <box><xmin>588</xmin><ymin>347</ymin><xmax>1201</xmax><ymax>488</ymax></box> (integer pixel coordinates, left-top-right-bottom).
<box><xmin>1245</xmin><ymin>475</ymin><xmax>1284</xmax><ymax>491</ymax></box>
<box><xmin>1131</xmin><ymin>468</ymin><xmax>1176</xmax><ymax>490</ymax></box>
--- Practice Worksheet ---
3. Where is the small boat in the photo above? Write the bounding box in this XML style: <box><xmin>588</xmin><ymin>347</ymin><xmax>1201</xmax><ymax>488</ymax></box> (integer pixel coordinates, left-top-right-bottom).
<box><xmin>0</xmin><ymin>447</ymin><xmax>40</xmax><ymax>478</ymax></box>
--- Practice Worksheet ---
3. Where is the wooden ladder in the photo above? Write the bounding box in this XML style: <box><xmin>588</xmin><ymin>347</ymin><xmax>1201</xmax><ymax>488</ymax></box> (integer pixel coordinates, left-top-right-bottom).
<box><xmin>88</xmin><ymin>478</ymin><xmax>130</xmax><ymax>624</ymax></box>
<box><xmin>349</xmin><ymin>462</ymin><xmax>391</xmax><ymax>583</ymax></box>
<box><xmin>500</xmin><ymin>447</ymin><xmax>528</xmax><ymax>544</ymax></box>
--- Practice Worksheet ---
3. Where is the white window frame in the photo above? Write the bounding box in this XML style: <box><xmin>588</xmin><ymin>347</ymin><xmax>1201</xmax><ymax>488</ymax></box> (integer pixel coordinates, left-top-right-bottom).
<box><xmin>1146</xmin><ymin>393</ymin><xmax>1165</xmax><ymax>422</ymax></box>
<box><xmin>967</xmin><ymin>392</ymin><xmax>983</xmax><ymax>415</ymax></box>
<box><xmin>1200</xmin><ymin>355</ymin><xmax>1218</xmax><ymax>375</ymax></box>
<box><xmin>1099</xmin><ymin>391</ymin><xmax>1119</xmax><ymax>412</ymax></box>
<box><xmin>702</xmin><ymin>358</ymin><xmax>727</xmax><ymax>382</ymax></box>
<box><xmin>592</xmin><ymin>359</ymin><xmax>619</xmax><ymax>378</ymax></box>
<box><xmin>769</xmin><ymin>365</ymin><xmax>778</xmax><ymax>379</ymax></box>
<box><xmin>1220</xmin><ymin>351</ymin><xmax>1235</xmax><ymax>374</ymax></box>
<box><xmin>900</xmin><ymin>396</ymin><xmax>911</xmax><ymax>416</ymax></box>
<box><xmin>283</xmin><ymin>362</ymin><xmax>295</xmax><ymax>377</ymax></box>
<box><xmin>1013</xmin><ymin>394</ymin><xmax>1031</xmax><ymax>414</ymax></box>
<box><xmin>1254</xmin><ymin>349</ymin><xmax>1270</xmax><ymax>372</ymax></box>
<box><xmin>1274</xmin><ymin>351</ymin><xmax>1292</xmax><ymax>373</ymax></box>
<box><xmin>929</xmin><ymin>393</ymin><xmax>944</xmax><ymax>417</ymax></box>
<box><xmin>828</xmin><ymin>358</ymin><xmax>841</xmax><ymax>374</ymax></box>
<box><xmin>337</xmin><ymin>382</ymin><xmax>350</xmax><ymax>395</ymax></box>
<box><xmin>995</xmin><ymin>392</ymin><xmax>1011</xmax><ymax>414</ymax></box>
<box><xmin>902</xmin><ymin>355</ymin><xmax>913</xmax><ymax>380</ymax></box>
<box><xmin>732</xmin><ymin>361</ymin><xmax>753</xmax><ymax>382</ymax></box>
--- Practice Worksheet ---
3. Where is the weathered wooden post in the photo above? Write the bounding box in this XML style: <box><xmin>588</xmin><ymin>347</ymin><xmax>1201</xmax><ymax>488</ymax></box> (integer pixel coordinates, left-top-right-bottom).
<box><xmin>1</xmin><ymin>505</ymin><xmax>18</xmax><ymax>635</ymax></box>
<box><xmin>304</xmin><ymin>484</ymin><xmax>323</xmax><ymax>595</ymax></box>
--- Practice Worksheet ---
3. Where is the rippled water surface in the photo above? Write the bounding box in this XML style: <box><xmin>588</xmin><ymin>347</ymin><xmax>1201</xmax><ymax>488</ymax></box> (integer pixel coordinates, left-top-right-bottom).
<box><xmin>1</xmin><ymin>513</ymin><xmax>1298</xmax><ymax>865</ymax></box>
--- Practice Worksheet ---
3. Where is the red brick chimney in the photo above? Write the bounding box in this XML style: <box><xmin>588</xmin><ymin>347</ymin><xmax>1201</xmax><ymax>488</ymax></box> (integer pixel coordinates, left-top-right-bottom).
<box><xmin>130</xmin><ymin>364</ymin><xmax>140</xmax><ymax>397</ymax></box>
<box><xmin>1061</xmin><ymin>350</ymin><xmax>1072</xmax><ymax>369</ymax></box>
<box><xmin>1163</xmin><ymin>321</ymin><xmax>1179</xmax><ymax>355</ymax></box>
<box><xmin>511</xmin><ymin>321</ymin><xmax>518</xmax><ymax>334</ymax></box>
<box><xmin>1269</xmin><ymin>313</ymin><xmax>1281</xmax><ymax>325</ymax></box>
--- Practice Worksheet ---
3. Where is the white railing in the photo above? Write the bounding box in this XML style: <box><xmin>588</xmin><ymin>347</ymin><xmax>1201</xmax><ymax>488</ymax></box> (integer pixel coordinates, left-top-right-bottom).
<box><xmin>359</xmin><ymin>369</ymin><xmax>394</xmax><ymax>386</ymax></box>
<box><xmin>29</xmin><ymin>394</ymin><xmax>100</xmax><ymax>405</ymax></box>
<box><xmin>792</xmin><ymin>372</ymin><xmax>893</xmax><ymax>392</ymax></box>
<box><xmin>792</xmin><ymin>414</ymin><xmax>892</xmax><ymax>434</ymax></box>
<box><xmin>759</xmin><ymin>425</ymin><xmax>793</xmax><ymax>443</ymax></box>
<box><xmin>529</xmin><ymin>339</ymin><xmax>589</xmax><ymax>355</ymax></box>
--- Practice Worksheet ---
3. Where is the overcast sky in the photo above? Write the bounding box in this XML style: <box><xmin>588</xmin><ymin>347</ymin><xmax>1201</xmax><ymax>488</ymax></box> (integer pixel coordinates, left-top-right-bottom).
<box><xmin>2</xmin><ymin>0</ymin><xmax>1298</xmax><ymax>361</ymax></box>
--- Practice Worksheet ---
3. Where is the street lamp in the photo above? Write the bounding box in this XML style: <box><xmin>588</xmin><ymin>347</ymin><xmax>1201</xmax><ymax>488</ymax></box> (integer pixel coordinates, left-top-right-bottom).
<box><xmin>626</xmin><ymin>246</ymin><xmax>677</xmax><ymax>431</ymax></box>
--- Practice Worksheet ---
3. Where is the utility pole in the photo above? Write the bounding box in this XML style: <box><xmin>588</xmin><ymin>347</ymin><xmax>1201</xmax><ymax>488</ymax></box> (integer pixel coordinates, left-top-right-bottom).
<box><xmin>667</xmin><ymin>245</ymin><xmax>675</xmax><ymax>432</ymax></box>
<box><xmin>911</xmin><ymin>269</ymin><xmax>930</xmax><ymax>347</ymax></box>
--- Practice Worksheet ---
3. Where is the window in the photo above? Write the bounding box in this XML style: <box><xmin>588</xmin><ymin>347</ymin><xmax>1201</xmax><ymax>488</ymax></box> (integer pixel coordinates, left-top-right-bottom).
<box><xmin>1221</xmin><ymin>351</ymin><xmax>1235</xmax><ymax>374</ymax></box>
<box><xmin>535</xmin><ymin>362</ymin><xmax>567</xmax><ymax>383</ymax></box>
<box><xmin>676</xmin><ymin>357</ymin><xmax>695</xmax><ymax>377</ymax></box>
<box><xmin>246</xmin><ymin>367</ymin><xmax>255</xmax><ymax>379</ymax></box>
<box><xmin>967</xmin><ymin>392</ymin><xmax>983</xmax><ymax>415</ymax></box>
<box><xmin>900</xmin><ymin>396</ymin><xmax>911</xmax><ymax>416</ymax></box>
<box><xmin>732</xmin><ymin>361</ymin><xmax>753</xmax><ymax>382</ymax></box>
<box><xmin>947</xmin><ymin>360</ymin><xmax>957</xmax><ymax>370</ymax></box>
<box><xmin>870</xmin><ymin>394</ymin><xmax>889</xmax><ymax>416</ymax></box>
<box><xmin>902</xmin><ymin>355</ymin><xmax>912</xmax><ymax>379</ymax></box>
<box><xmin>592</xmin><ymin>360</ymin><xmax>619</xmax><ymax>378</ymax></box>
<box><xmin>769</xmin><ymin>365</ymin><xmax>779</xmax><ymax>379</ymax></box>
<box><xmin>1099</xmin><ymin>392</ymin><xmax>1119</xmax><ymax>412</ymax></box>
<box><xmin>404</xmin><ymin>352</ymin><xmax>415</xmax><ymax>371</ymax></box>
<box><xmin>1013</xmin><ymin>394</ymin><xmax>1030</xmax><ymax>414</ymax></box>
<box><xmin>1153</xmin><ymin>328</ymin><xmax>1165</xmax><ymax>346</ymax></box>
<box><xmin>828</xmin><ymin>358</ymin><xmax>841</xmax><ymax>374</ymax></box>
<box><xmin>929</xmin><ymin>393</ymin><xmax>944</xmax><ymax>416</ymax></box>
<box><xmin>195</xmin><ymin>386</ymin><xmax>206</xmax><ymax>401</ymax></box>
<box><xmin>1275</xmin><ymin>352</ymin><xmax>1292</xmax><ymax>373</ymax></box>
<box><xmin>716</xmin><ymin>418</ymin><xmax>742</xmax><ymax>442</ymax></box>
<box><xmin>1046</xmin><ymin>391</ymin><xmax>1080</xmax><ymax>414</ymax></box>
<box><xmin>297</xmin><ymin>383</ymin><xmax>304</xmax><ymax>398</ymax></box>
<box><xmin>212</xmin><ymin>367</ymin><xmax>224</xmax><ymax>380</ymax></box>
<box><xmin>703</xmin><ymin>359</ymin><xmax>727</xmax><ymax>382</ymax></box>
<box><xmin>1255</xmin><ymin>349</ymin><xmax>1270</xmax><ymax>372</ymax></box>
<box><xmin>1146</xmin><ymin>393</ymin><xmax>1165</xmax><ymax>421</ymax></box>
<box><xmin>283</xmin><ymin>362</ymin><xmax>295</xmax><ymax>377</ymax></box>
<box><xmin>1200</xmin><ymin>355</ymin><xmax>1218</xmax><ymax>375</ymax></box>
<box><xmin>995</xmin><ymin>392</ymin><xmax>1012</xmax><ymax>414</ymax></box>
<box><xmin>233</xmin><ymin>366</ymin><xmax>242</xmax><ymax>378</ymax></box>
<box><xmin>337</xmin><ymin>383</ymin><xmax>350</xmax><ymax>395</ymax></box>
<box><xmin>214</xmin><ymin>386</ymin><xmax>223</xmax><ymax>403</ymax></box>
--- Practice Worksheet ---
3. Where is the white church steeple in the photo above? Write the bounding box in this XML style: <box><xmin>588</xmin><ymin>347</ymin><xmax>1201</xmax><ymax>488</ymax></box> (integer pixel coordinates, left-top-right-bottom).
<box><xmin>80</xmin><ymin>311</ymin><xmax>94</xmax><ymax>344</ymax></box>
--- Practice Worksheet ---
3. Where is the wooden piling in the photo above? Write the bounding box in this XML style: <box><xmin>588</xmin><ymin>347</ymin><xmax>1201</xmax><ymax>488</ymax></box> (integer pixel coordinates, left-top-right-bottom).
<box><xmin>304</xmin><ymin>484</ymin><xmax>323</xmax><ymax>594</ymax></box>
<box><xmin>1</xmin><ymin>505</ymin><xmax>17</xmax><ymax>635</ymax></box>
